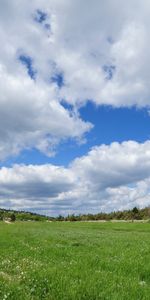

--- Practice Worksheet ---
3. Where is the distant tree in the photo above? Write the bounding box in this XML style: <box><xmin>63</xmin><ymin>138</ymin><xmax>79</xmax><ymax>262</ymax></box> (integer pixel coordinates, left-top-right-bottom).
<box><xmin>0</xmin><ymin>211</ymin><xmax>4</xmax><ymax>221</ymax></box>
<box><xmin>132</xmin><ymin>207</ymin><xmax>140</xmax><ymax>220</ymax></box>
<box><xmin>10</xmin><ymin>213</ymin><xmax>16</xmax><ymax>222</ymax></box>
<box><xmin>57</xmin><ymin>215</ymin><xmax>64</xmax><ymax>221</ymax></box>
<box><xmin>69</xmin><ymin>214</ymin><xmax>77</xmax><ymax>222</ymax></box>
<box><xmin>132</xmin><ymin>207</ymin><xmax>139</xmax><ymax>214</ymax></box>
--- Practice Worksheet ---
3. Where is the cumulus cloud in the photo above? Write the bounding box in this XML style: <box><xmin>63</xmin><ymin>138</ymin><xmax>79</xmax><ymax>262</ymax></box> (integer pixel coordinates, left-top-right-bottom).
<box><xmin>71</xmin><ymin>141</ymin><xmax>150</xmax><ymax>189</ymax></box>
<box><xmin>0</xmin><ymin>0</ymin><xmax>93</xmax><ymax>160</ymax></box>
<box><xmin>0</xmin><ymin>65</ymin><xmax>91</xmax><ymax>159</ymax></box>
<box><xmin>1</xmin><ymin>1</ymin><xmax>150</xmax><ymax>213</ymax></box>
<box><xmin>1</xmin><ymin>141</ymin><xmax>150</xmax><ymax>215</ymax></box>
<box><xmin>56</xmin><ymin>0</ymin><xmax>150</xmax><ymax>107</ymax></box>
<box><xmin>1</xmin><ymin>0</ymin><xmax>150</xmax><ymax>160</ymax></box>
<box><xmin>69</xmin><ymin>140</ymin><xmax>150</xmax><ymax>213</ymax></box>
<box><xmin>0</xmin><ymin>164</ymin><xmax>76</xmax><ymax>213</ymax></box>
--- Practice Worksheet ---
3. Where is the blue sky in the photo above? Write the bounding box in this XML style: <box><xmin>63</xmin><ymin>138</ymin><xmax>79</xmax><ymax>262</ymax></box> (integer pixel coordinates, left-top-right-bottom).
<box><xmin>1</xmin><ymin>0</ymin><xmax>150</xmax><ymax>215</ymax></box>
<box><xmin>2</xmin><ymin>105</ymin><xmax>150</xmax><ymax>168</ymax></box>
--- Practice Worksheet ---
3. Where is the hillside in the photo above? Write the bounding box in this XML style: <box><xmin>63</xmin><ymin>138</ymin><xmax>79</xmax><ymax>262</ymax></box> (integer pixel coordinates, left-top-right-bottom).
<box><xmin>0</xmin><ymin>208</ymin><xmax>54</xmax><ymax>222</ymax></box>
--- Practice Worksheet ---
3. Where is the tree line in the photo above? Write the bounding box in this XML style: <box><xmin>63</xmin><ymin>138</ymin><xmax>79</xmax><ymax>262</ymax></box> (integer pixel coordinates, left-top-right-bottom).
<box><xmin>56</xmin><ymin>206</ymin><xmax>150</xmax><ymax>222</ymax></box>
<box><xmin>1</xmin><ymin>206</ymin><xmax>150</xmax><ymax>222</ymax></box>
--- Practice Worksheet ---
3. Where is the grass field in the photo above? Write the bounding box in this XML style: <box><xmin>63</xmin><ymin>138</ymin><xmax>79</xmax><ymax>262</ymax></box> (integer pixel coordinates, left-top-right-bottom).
<box><xmin>0</xmin><ymin>221</ymin><xmax>150</xmax><ymax>300</ymax></box>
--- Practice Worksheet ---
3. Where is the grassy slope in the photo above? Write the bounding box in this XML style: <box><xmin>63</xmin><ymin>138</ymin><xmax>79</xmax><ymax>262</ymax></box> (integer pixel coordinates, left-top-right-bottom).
<box><xmin>0</xmin><ymin>222</ymin><xmax>150</xmax><ymax>300</ymax></box>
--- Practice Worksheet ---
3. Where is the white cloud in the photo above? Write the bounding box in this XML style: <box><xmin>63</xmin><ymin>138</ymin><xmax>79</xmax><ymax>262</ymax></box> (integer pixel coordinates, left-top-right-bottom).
<box><xmin>1</xmin><ymin>1</ymin><xmax>150</xmax><ymax>213</ymax></box>
<box><xmin>1</xmin><ymin>141</ymin><xmax>150</xmax><ymax>215</ymax></box>
<box><xmin>71</xmin><ymin>141</ymin><xmax>150</xmax><ymax>189</ymax></box>
<box><xmin>0</xmin><ymin>62</ymin><xmax>92</xmax><ymax>159</ymax></box>
<box><xmin>1</xmin><ymin>1</ymin><xmax>150</xmax><ymax>160</ymax></box>
<box><xmin>0</xmin><ymin>163</ymin><xmax>76</xmax><ymax>213</ymax></box>
<box><xmin>0</xmin><ymin>0</ymin><xmax>93</xmax><ymax>160</ymax></box>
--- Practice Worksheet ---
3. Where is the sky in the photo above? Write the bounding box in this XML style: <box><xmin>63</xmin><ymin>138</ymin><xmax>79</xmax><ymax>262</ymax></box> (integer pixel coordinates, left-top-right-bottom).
<box><xmin>1</xmin><ymin>0</ymin><xmax>150</xmax><ymax>216</ymax></box>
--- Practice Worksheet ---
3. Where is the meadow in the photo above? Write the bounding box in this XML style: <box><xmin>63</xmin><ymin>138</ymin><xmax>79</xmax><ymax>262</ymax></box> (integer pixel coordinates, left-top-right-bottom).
<box><xmin>0</xmin><ymin>221</ymin><xmax>150</xmax><ymax>300</ymax></box>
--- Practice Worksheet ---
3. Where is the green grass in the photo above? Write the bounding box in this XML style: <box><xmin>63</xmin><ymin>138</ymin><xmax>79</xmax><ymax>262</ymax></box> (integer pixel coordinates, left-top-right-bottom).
<box><xmin>0</xmin><ymin>221</ymin><xmax>150</xmax><ymax>299</ymax></box>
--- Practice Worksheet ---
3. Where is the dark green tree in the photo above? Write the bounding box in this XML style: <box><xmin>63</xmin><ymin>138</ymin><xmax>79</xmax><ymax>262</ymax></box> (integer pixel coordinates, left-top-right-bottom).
<box><xmin>10</xmin><ymin>213</ymin><xmax>16</xmax><ymax>222</ymax></box>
